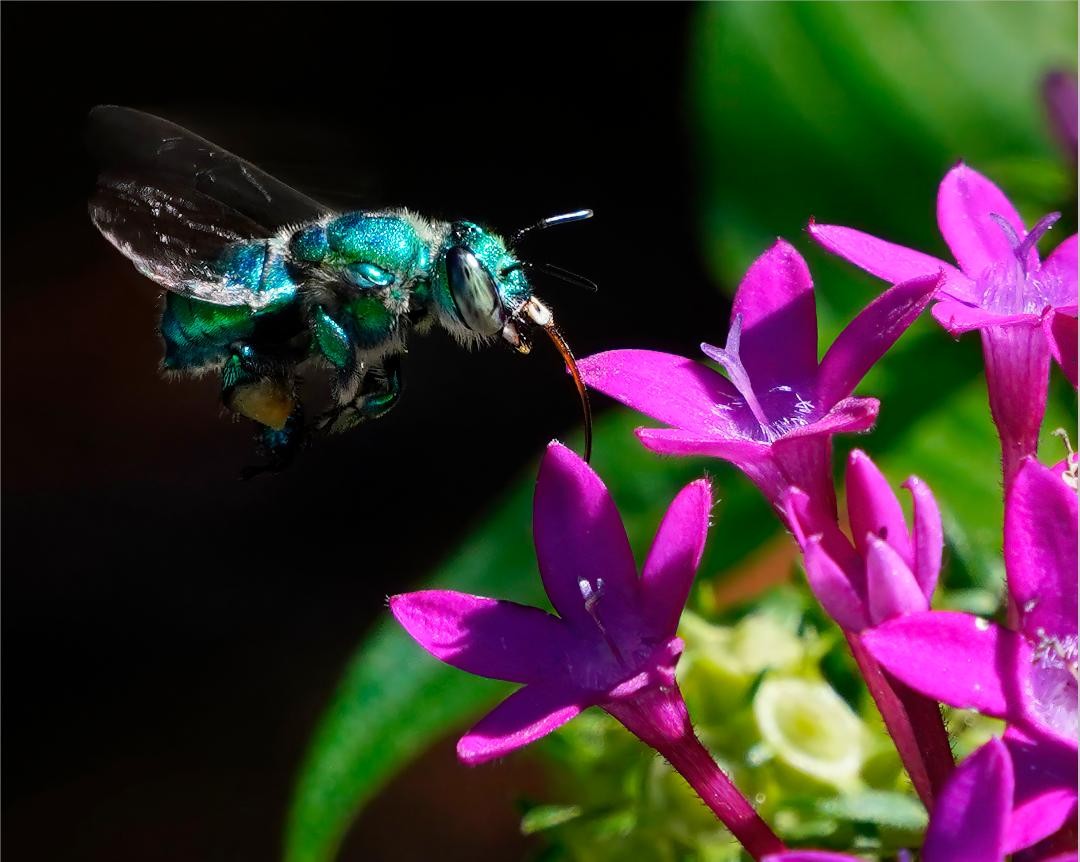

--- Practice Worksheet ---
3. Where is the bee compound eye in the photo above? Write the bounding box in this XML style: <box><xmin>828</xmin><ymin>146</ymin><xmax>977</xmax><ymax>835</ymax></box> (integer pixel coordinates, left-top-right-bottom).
<box><xmin>446</xmin><ymin>246</ymin><xmax>506</xmax><ymax>335</ymax></box>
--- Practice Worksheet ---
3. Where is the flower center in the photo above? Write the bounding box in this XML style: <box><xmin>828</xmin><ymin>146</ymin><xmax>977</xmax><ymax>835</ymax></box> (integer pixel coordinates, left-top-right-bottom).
<box><xmin>976</xmin><ymin>212</ymin><xmax>1063</xmax><ymax>315</ymax></box>
<box><xmin>1028</xmin><ymin>632</ymin><xmax>1079</xmax><ymax>739</ymax></box>
<box><xmin>579</xmin><ymin>577</ymin><xmax>627</xmax><ymax>666</ymax></box>
<box><xmin>701</xmin><ymin>315</ymin><xmax>816</xmax><ymax>443</ymax></box>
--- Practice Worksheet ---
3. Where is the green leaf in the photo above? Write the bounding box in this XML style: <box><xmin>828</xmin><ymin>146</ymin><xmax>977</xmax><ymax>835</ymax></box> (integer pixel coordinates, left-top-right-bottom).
<box><xmin>520</xmin><ymin>804</ymin><xmax>585</xmax><ymax>836</ymax></box>
<box><xmin>690</xmin><ymin>1</ymin><xmax>1077</xmax><ymax>287</ymax></box>
<box><xmin>817</xmin><ymin>790</ymin><xmax>928</xmax><ymax>831</ymax></box>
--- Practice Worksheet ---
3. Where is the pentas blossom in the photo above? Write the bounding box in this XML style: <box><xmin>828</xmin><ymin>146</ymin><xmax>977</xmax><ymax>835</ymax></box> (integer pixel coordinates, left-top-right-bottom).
<box><xmin>863</xmin><ymin>458</ymin><xmax>1079</xmax><ymax>853</ymax></box>
<box><xmin>783</xmin><ymin>450</ymin><xmax>953</xmax><ymax>808</ymax></box>
<box><xmin>391</xmin><ymin>441</ymin><xmax>785</xmax><ymax>859</ymax></box>
<box><xmin>764</xmin><ymin>738</ymin><xmax>1030</xmax><ymax>862</ymax></box>
<box><xmin>810</xmin><ymin>164</ymin><xmax>1079</xmax><ymax>487</ymax></box>
<box><xmin>782</xmin><ymin>449</ymin><xmax>942</xmax><ymax>632</ymax></box>
<box><xmin>579</xmin><ymin>240</ymin><xmax>938</xmax><ymax>518</ymax></box>
<box><xmin>1043</xmin><ymin>70</ymin><xmax>1078</xmax><ymax>165</ymax></box>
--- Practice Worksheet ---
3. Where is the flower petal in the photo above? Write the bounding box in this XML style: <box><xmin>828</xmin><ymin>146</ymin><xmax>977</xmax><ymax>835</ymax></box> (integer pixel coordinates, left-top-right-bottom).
<box><xmin>923</xmin><ymin>737</ymin><xmax>1013</xmax><ymax>862</ymax></box>
<box><xmin>1042</xmin><ymin>233</ymin><xmax>1078</xmax><ymax>308</ymax></box>
<box><xmin>808</xmin><ymin>220</ymin><xmax>971</xmax><ymax>298</ymax></box>
<box><xmin>1006</xmin><ymin>458</ymin><xmax>1079</xmax><ymax>641</ymax></box>
<box><xmin>782</xmin><ymin>487</ymin><xmax>862</xmax><ymax>575</ymax></box>
<box><xmin>1003</xmin><ymin>726</ymin><xmax>1079</xmax><ymax>853</ymax></box>
<box><xmin>865</xmin><ymin>536</ymin><xmax>927</xmax><ymax>624</ymax></box>
<box><xmin>845</xmin><ymin>449</ymin><xmax>913</xmax><ymax>566</ymax></box>
<box><xmin>1048</xmin><ymin>309</ymin><xmax>1078</xmax><ymax>388</ymax></box>
<box><xmin>1044</xmin><ymin>71</ymin><xmax>1079</xmax><ymax>161</ymax></box>
<box><xmin>534</xmin><ymin>442</ymin><xmax>639</xmax><ymax>632</ymax></box>
<box><xmin>731</xmin><ymin>238</ymin><xmax>818</xmax><ymax>386</ymax></box>
<box><xmin>577</xmin><ymin>350</ymin><xmax>740</xmax><ymax>435</ymax></box>
<box><xmin>764</xmin><ymin>854</ymin><xmax>859</xmax><ymax>862</ymax></box>
<box><xmin>783</xmin><ymin>396</ymin><xmax>880</xmax><ymax>440</ymax></box>
<box><xmin>641</xmin><ymin>479</ymin><xmax>712</xmax><ymax>640</ymax></box>
<box><xmin>861</xmin><ymin>611</ymin><xmax>1032</xmax><ymax>724</ymax></box>
<box><xmin>938</xmin><ymin>163</ymin><xmax>1029</xmax><ymax>277</ymax></box>
<box><xmin>815</xmin><ymin>274</ymin><xmax>939</xmax><ymax>408</ymax></box>
<box><xmin>634</xmin><ymin>427</ymin><xmax>769</xmax><ymax>461</ymax></box>
<box><xmin>390</xmin><ymin>591</ymin><xmax>575</xmax><ymax>684</ymax></box>
<box><xmin>802</xmin><ymin>534</ymin><xmax>869</xmax><ymax>632</ymax></box>
<box><xmin>932</xmin><ymin>297</ymin><xmax>1034</xmax><ymax>335</ymax></box>
<box><xmin>904</xmin><ymin>476</ymin><xmax>943</xmax><ymax>602</ymax></box>
<box><xmin>457</xmin><ymin>684</ymin><xmax>583</xmax><ymax>765</ymax></box>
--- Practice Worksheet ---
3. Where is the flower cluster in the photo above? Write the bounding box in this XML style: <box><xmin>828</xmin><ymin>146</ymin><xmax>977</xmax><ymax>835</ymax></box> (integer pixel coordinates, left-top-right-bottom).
<box><xmin>390</xmin><ymin>162</ymin><xmax>1077</xmax><ymax>861</ymax></box>
<box><xmin>810</xmin><ymin>164</ymin><xmax>1077</xmax><ymax>489</ymax></box>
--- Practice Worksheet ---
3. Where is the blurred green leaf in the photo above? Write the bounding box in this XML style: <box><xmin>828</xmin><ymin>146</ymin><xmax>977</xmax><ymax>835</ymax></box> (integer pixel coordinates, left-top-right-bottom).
<box><xmin>690</xmin><ymin>1</ymin><xmax>1077</xmax><ymax>286</ymax></box>
<box><xmin>521</xmin><ymin>804</ymin><xmax>586</xmax><ymax>835</ymax></box>
<box><xmin>817</xmin><ymin>791</ymin><xmax>928</xmax><ymax>831</ymax></box>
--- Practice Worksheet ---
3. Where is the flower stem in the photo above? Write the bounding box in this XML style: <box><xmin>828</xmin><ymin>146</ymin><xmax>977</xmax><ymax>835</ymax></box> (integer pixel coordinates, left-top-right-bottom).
<box><xmin>980</xmin><ymin>324</ymin><xmax>1051</xmax><ymax>494</ymax></box>
<box><xmin>847</xmin><ymin>632</ymin><xmax>954</xmax><ymax>809</ymax></box>
<box><xmin>605</xmin><ymin>684</ymin><xmax>786</xmax><ymax>861</ymax></box>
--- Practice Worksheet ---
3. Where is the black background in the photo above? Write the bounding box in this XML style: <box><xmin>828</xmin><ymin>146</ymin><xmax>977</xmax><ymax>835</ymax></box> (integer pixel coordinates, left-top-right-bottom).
<box><xmin>2</xmin><ymin>4</ymin><xmax>724</xmax><ymax>860</ymax></box>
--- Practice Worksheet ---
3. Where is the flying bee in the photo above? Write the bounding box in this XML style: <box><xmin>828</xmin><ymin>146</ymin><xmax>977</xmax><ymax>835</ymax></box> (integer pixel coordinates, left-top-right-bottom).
<box><xmin>88</xmin><ymin>106</ymin><xmax>595</xmax><ymax>476</ymax></box>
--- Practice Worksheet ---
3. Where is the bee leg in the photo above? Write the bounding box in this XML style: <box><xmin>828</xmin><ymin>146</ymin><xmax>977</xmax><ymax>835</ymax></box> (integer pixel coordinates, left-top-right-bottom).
<box><xmin>240</xmin><ymin>407</ymin><xmax>307</xmax><ymax>481</ymax></box>
<box><xmin>316</xmin><ymin>356</ymin><xmax>403</xmax><ymax>435</ymax></box>
<box><xmin>221</xmin><ymin>349</ymin><xmax>297</xmax><ymax>428</ymax></box>
<box><xmin>220</xmin><ymin>348</ymin><xmax>305</xmax><ymax>479</ymax></box>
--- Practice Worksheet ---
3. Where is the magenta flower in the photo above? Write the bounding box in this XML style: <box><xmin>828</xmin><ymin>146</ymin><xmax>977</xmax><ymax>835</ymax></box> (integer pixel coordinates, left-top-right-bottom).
<box><xmin>782</xmin><ymin>449</ymin><xmax>942</xmax><ymax>632</ymax></box>
<box><xmin>1043</xmin><ymin>70</ymin><xmax>1079</xmax><ymax>165</ymax></box>
<box><xmin>783</xmin><ymin>449</ymin><xmax>954</xmax><ymax>808</ymax></box>
<box><xmin>863</xmin><ymin>458</ymin><xmax>1078</xmax><ymax>852</ymax></box>
<box><xmin>810</xmin><ymin>164</ymin><xmax>1079</xmax><ymax>487</ymax></box>
<box><xmin>578</xmin><ymin>240</ymin><xmax>938</xmax><ymax>517</ymax></box>
<box><xmin>764</xmin><ymin>737</ymin><xmax>1019</xmax><ymax>862</ymax></box>
<box><xmin>391</xmin><ymin>441</ymin><xmax>785</xmax><ymax>859</ymax></box>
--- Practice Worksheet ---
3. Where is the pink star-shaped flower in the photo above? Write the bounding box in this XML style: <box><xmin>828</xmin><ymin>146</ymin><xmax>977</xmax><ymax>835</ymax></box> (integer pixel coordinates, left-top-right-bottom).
<box><xmin>811</xmin><ymin>163</ymin><xmax>1078</xmax><ymax>487</ymax></box>
<box><xmin>578</xmin><ymin>239</ymin><xmax>938</xmax><ymax>519</ymax></box>
<box><xmin>391</xmin><ymin>441</ymin><xmax>786</xmax><ymax>858</ymax></box>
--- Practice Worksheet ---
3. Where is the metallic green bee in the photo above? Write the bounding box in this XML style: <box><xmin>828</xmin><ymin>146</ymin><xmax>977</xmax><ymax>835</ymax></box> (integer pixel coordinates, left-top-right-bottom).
<box><xmin>89</xmin><ymin>106</ymin><xmax>594</xmax><ymax>476</ymax></box>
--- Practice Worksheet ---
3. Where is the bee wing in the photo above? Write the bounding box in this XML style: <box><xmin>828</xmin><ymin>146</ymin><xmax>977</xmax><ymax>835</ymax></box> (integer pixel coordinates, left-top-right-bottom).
<box><xmin>88</xmin><ymin>106</ymin><xmax>330</xmax><ymax>228</ymax></box>
<box><xmin>90</xmin><ymin>173</ymin><xmax>273</xmax><ymax>305</ymax></box>
<box><xmin>88</xmin><ymin>106</ymin><xmax>331</xmax><ymax>306</ymax></box>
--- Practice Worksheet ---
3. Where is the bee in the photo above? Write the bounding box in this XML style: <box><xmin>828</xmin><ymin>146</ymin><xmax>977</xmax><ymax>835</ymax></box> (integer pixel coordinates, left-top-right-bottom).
<box><xmin>88</xmin><ymin>106</ymin><xmax>594</xmax><ymax>476</ymax></box>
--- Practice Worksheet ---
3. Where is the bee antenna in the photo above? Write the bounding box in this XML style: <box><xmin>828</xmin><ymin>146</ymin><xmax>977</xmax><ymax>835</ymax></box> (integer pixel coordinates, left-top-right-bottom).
<box><xmin>510</xmin><ymin>209</ymin><xmax>593</xmax><ymax>248</ymax></box>
<box><xmin>533</xmin><ymin>262</ymin><xmax>599</xmax><ymax>292</ymax></box>
<box><xmin>499</xmin><ymin>260</ymin><xmax>598</xmax><ymax>292</ymax></box>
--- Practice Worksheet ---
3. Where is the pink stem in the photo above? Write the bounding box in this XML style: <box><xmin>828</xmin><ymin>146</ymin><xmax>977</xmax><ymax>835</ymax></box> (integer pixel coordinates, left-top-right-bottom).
<box><xmin>980</xmin><ymin>323</ymin><xmax>1051</xmax><ymax>629</ymax></box>
<box><xmin>605</xmin><ymin>684</ymin><xmax>786</xmax><ymax>861</ymax></box>
<box><xmin>980</xmin><ymin>324</ymin><xmax>1050</xmax><ymax>496</ymax></box>
<box><xmin>847</xmin><ymin>632</ymin><xmax>954</xmax><ymax>809</ymax></box>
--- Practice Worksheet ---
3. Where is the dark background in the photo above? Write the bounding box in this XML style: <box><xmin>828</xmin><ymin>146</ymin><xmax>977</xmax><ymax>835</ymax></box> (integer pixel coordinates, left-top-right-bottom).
<box><xmin>2</xmin><ymin>4</ymin><xmax>721</xmax><ymax>859</ymax></box>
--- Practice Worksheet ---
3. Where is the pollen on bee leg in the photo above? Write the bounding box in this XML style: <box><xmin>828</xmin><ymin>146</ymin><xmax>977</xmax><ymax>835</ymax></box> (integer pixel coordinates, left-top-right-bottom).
<box><xmin>229</xmin><ymin>380</ymin><xmax>295</xmax><ymax>430</ymax></box>
<box><xmin>524</xmin><ymin>297</ymin><xmax>553</xmax><ymax>327</ymax></box>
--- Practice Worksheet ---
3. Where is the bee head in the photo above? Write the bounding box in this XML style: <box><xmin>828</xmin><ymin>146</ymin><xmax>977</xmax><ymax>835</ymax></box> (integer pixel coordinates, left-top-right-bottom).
<box><xmin>433</xmin><ymin>220</ymin><xmax>534</xmax><ymax>347</ymax></box>
<box><xmin>432</xmin><ymin>212</ymin><xmax>595</xmax><ymax>461</ymax></box>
